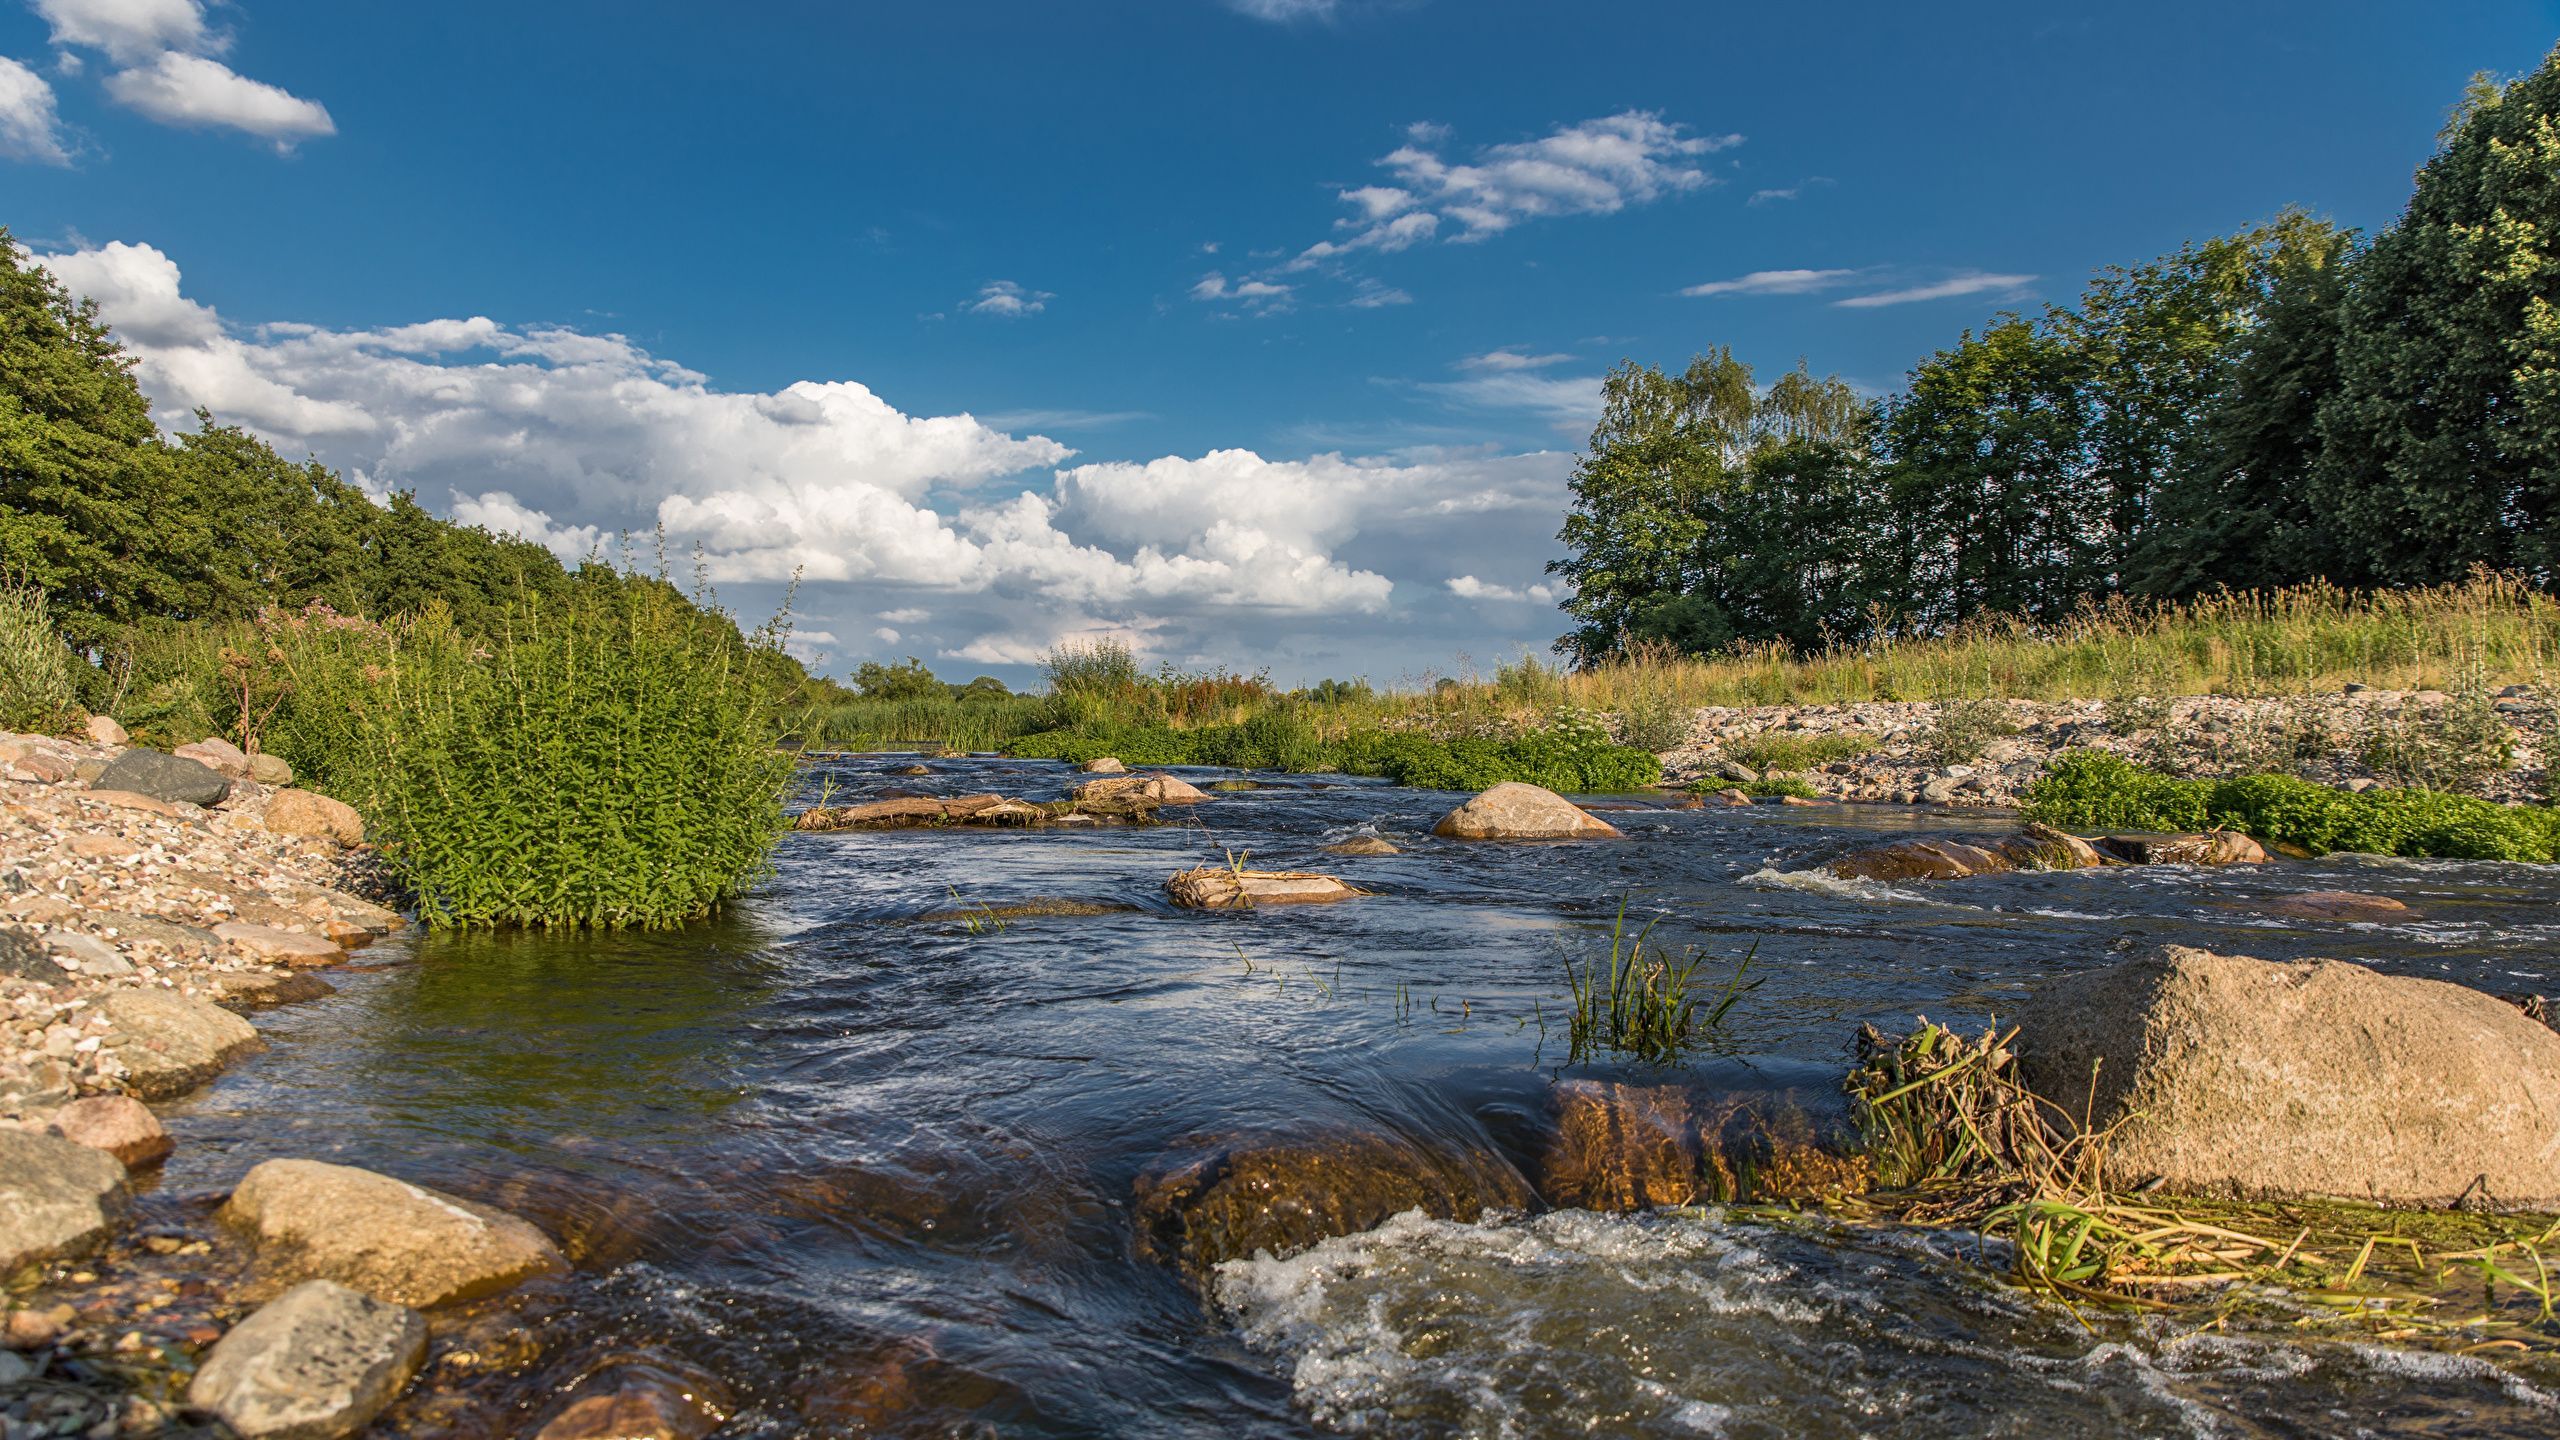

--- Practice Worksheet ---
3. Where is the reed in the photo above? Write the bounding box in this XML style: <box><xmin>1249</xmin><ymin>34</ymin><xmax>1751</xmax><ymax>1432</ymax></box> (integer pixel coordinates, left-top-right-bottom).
<box><xmin>1562</xmin><ymin>900</ymin><xmax>1759</xmax><ymax>1063</ymax></box>
<box><xmin>0</xmin><ymin>568</ymin><xmax>76</xmax><ymax>733</ymax></box>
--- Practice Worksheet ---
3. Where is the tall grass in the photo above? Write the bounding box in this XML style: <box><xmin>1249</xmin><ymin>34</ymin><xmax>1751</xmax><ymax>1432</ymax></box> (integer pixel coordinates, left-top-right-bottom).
<box><xmin>0</xmin><ymin>569</ymin><xmax>76</xmax><ymax>733</ymax></box>
<box><xmin>154</xmin><ymin>585</ymin><xmax>794</xmax><ymax>929</ymax></box>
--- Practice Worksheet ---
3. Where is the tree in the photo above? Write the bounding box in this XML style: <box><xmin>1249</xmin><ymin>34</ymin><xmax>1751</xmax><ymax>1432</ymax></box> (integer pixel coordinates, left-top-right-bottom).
<box><xmin>852</xmin><ymin>657</ymin><xmax>949</xmax><ymax>701</ymax></box>
<box><xmin>2313</xmin><ymin>51</ymin><xmax>2560</xmax><ymax>582</ymax></box>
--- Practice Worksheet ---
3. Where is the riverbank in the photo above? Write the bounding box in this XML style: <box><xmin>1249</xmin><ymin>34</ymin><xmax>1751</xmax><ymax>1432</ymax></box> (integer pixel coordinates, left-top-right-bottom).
<box><xmin>1655</xmin><ymin>684</ymin><xmax>2549</xmax><ymax>808</ymax></box>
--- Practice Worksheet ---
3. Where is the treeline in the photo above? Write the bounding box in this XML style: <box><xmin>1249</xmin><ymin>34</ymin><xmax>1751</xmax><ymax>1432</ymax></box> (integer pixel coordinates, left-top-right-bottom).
<box><xmin>1553</xmin><ymin>51</ymin><xmax>2560</xmax><ymax>662</ymax></box>
<box><xmin>0</xmin><ymin>224</ymin><xmax>834</xmax><ymax>713</ymax></box>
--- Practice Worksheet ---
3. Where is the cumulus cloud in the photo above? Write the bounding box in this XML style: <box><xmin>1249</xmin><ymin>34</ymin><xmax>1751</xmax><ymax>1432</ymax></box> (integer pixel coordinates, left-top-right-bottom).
<box><xmin>0</xmin><ymin>54</ymin><xmax>70</xmax><ymax>163</ymax></box>
<box><xmin>1834</xmin><ymin>271</ymin><xmax>2037</xmax><ymax>308</ymax></box>
<box><xmin>102</xmin><ymin>51</ymin><xmax>332</xmax><ymax>145</ymax></box>
<box><xmin>31</xmin><ymin>234</ymin><xmax>1591</xmax><ymax>680</ymax></box>
<box><xmin>965</xmin><ymin>280</ymin><xmax>1050</xmax><ymax>318</ymax></box>
<box><xmin>1682</xmin><ymin>267</ymin><xmax>1856</xmax><ymax>298</ymax></box>
<box><xmin>34</xmin><ymin>0</ymin><xmax>333</xmax><ymax>148</ymax></box>
<box><xmin>1447</xmin><ymin>575</ymin><xmax>1560</xmax><ymax>604</ymax></box>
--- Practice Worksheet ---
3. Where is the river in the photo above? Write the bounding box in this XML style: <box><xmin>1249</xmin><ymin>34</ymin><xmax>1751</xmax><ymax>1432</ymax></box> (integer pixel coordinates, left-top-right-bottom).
<box><xmin>141</xmin><ymin>755</ymin><xmax>2560</xmax><ymax>1437</ymax></box>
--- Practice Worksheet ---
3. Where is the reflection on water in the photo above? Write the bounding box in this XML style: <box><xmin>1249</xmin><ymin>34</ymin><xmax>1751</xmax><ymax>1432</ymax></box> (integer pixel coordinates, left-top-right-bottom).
<box><xmin>152</xmin><ymin>756</ymin><xmax>2560</xmax><ymax>1437</ymax></box>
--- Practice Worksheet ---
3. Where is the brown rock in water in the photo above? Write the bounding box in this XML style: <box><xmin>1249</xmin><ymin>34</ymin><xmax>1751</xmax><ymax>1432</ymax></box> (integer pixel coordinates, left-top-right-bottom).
<box><xmin>1164</xmin><ymin>867</ymin><xmax>1361</xmax><ymax>909</ymax></box>
<box><xmin>1432</xmin><ymin>783</ymin><xmax>1619</xmax><ymax>841</ymax></box>
<box><xmin>262</xmin><ymin>790</ymin><xmax>365</xmax><ymax>846</ymax></box>
<box><xmin>796</xmin><ymin>795</ymin><xmax>1000</xmax><ymax>830</ymax></box>
<box><xmin>215</xmin><ymin>971</ymin><xmax>339</xmax><ymax>1010</ymax></box>
<box><xmin>1981</xmin><ymin>822</ymin><xmax>2107</xmax><ymax>872</ymax></box>
<box><xmin>1133</xmin><ymin>1129</ymin><xmax>1533</xmax><ymax>1280</ymax></box>
<box><xmin>99</xmin><ymin>988</ymin><xmax>265</xmax><ymax>1098</ymax></box>
<box><xmin>2094</xmin><ymin>830</ymin><xmax>2268</xmax><ymax>866</ymax></box>
<box><xmin>1534</xmin><ymin>1081</ymin><xmax>1871</xmax><ymax>1211</ymax></box>
<box><xmin>2013</xmin><ymin>945</ymin><xmax>2560</xmax><ymax>1208</ymax></box>
<box><xmin>217</xmin><ymin>921</ymin><xmax>346</xmax><ymax>968</ymax></box>
<box><xmin>1080</xmin><ymin>757</ymin><xmax>1127</xmax><ymax>774</ymax></box>
<box><xmin>187</xmin><ymin>1280</ymin><xmax>426</xmax><ymax>1440</ymax></box>
<box><xmin>1320</xmin><ymin>835</ymin><xmax>1399</xmax><ymax>856</ymax></box>
<box><xmin>1073</xmin><ymin>773</ymin><xmax>1212</xmax><ymax>805</ymax></box>
<box><xmin>1825</xmin><ymin>838</ymin><xmax>2010</xmax><ymax>883</ymax></box>
<box><xmin>46</xmin><ymin>1094</ymin><xmax>171</xmax><ymax>1168</ymax></box>
<box><xmin>1702</xmin><ymin>787</ymin><xmax>1753</xmax><ymax>807</ymax></box>
<box><xmin>221</xmin><ymin>1158</ymin><xmax>566</xmax><ymax>1307</ymax></box>
<box><xmin>0</xmin><ymin>1130</ymin><xmax>128</xmax><ymax>1273</ymax></box>
<box><xmin>2260</xmin><ymin>891</ymin><xmax>2416</xmax><ymax>923</ymax></box>
<box><xmin>535</xmin><ymin>1371</ymin><xmax>725</xmax><ymax>1440</ymax></box>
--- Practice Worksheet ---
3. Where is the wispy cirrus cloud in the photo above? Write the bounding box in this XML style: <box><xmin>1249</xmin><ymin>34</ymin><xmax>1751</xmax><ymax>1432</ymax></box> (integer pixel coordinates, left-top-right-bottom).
<box><xmin>1681</xmin><ymin>267</ymin><xmax>1856</xmax><ymax>298</ymax></box>
<box><xmin>1222</xmin><ymin>0</ymin><xmax>1339</xmax><ymax>20</ymax></box>
<box><xmin>1457</xmin><ymin>348</ymin><xmax>1574</xmax><ymax>372</ymax></box>
<box><xmin>964</xmin><ymin>280</ymin><xmax>1051</xmax><ymax>317</ymax></box>
<box><xmin>1681</xmin><ymin>265</ymin><xmax>2037</xmax><ymax>309</ymax></box>
<box><xmin>1833</xmin><ymin>271</ymin><xmax>2037</xmax><ymax>308</ymax></box>
<box><xmin>1189</xmin><ymin>270</ymin><xmax>1294</xmax><ymax>315</ymax></box>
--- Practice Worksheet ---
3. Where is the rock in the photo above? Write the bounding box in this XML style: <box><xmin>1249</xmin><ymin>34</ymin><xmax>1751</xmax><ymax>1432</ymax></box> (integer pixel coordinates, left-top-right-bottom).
<box><xmin>1702</xmin><ymin>787</ymin><xmax>1752</xmax><ymax>807</ymax></box>
<box><xmin>65</xmin><ymin>832</ymin><xmax>140</xmax><ymax>859</ymax></box>
<box><xmin>188</xmin><ymin>1280</ymin><xmax>427</xmax><ymax>1440</ymax></box>
<box><xmin>1133</xmin><ymin>1129</ymin><xmax>1533</xmax><ymax>1282</ymax></box>
<box><xmin>1073</xmin><ymin>773</ymin><xmax>1212</xmax><ymax>805</ymax></box>
<box><xmin>92</xmin><ymin>749</ymin><xmax>230</xmax><ymax>807</ymax></box>
<box><xmin>1775</xmin><ymin>793</ymin><xmax>1821</xmax><ymax>806</ymax></box>
<box><xmin>5</xmin><ymin>751</ymin><xmax>73</xmax><ymax>783</ymax></box>
<box><xmin>0</xmin><ymin>1058</ymin><xmax>74</xmax><ymax>1113</ymax></box>
<box><xmin>2094</xmin><ymin>830</ymin><xmax>2268</xmax><ymax>866</ymax></box>
<box><xmin>99</xmin><ymin>988</ymin><xmax>266</xmax><ymax>1099</ymax></box>
<box><xmin>797</xmin><ymin>795</ymin><xmax>991</xmax><ymax>829</ymax></box>
<box><xmin>2260</xmin><ymin>891</ymin><xmax>2416</xmax><ymax>923</ymax></box>
<box><xmin>221</xmin><ymin>1158</ymin><xmax>567</xmax><ymax>1307</ymax></box>
<box><xmin>1079</xmin><ymin>757</ymin><xmax>1127</xmax><ymax>774</ymax></box>
<box><xmin>1714</xmin><ymin>760</ymin><xmax>1759</xmax><ymax>783</ymax></box>
<box><xmin>248</xmin><ymin>752</ymin><xmax>295</xmax><ymax>786</ymax></box>
<box><xmin>174</xmin><ymin>736</ymin><xmax>254</xmax><ymax>778</ymax></box>
<box><xmin>1534</xmin><ymin>1080</ymin><xmax>1869</xmax><ymax>1211</ymax></box>
<box><xmin>1320</xmin><ymin>835</ymin><xmax>1399</xmax><ymax>856</ymax></box>
<box><xmin>45</xmin><ymin>1094</ymin><xmax>172</xmax><ymax>1168</ymax></box>
<box><xmin>893</xmin><ymin>764</ymin><xmax>933</xmax><ymax>776</ymax></box>
<box><xmin>1206</xmin><ymin>779</ymin><xmax>1263</xmax><ymax>791</ymax></box>
<box><xmin>0</xmin><ymin>924</ymin><xmax>61</xmax><ymax>982</ymax></box>
<box><xmin>0</xmin><ymin>1130</ymin><xmax>128</xmax><ymax>1273</ymax></box>
<box><xmin>1989</xmin><ymin>822</ymin><xmax>2108</xmax><ymax>872</ymax></box>
<box><xmin>260</xmin><ymin>790</ymin><xmax>366</xmax><ymax>846</ymax></box>
<box><xmin>217</xmin><ymin>922</ymin><xmax>347</xmax><ymax>968</ymax></box>
<box><xmin>1431</xmin><ymin>783</ymin><xmax>1620</xmax><ymax>841</ymax></box>
<box><xmin>2013</xmin><ymin>946</ymin><xmax>2560</xmax><ymax>1208</ymax></box>
<box><xmin>215</xmin><ymin>971</ymin><xmax>339</xmax><ymax>1009</ymax></box>
<box><xmin>84</xmin><ymin>715</ymin><xmax>128</xmax><ymax>747</ymax></box>
<box><xmin>1164</xmin><ymin>867</ymin><xmax>1361</xmax><ymax>909</ymax></box>
<box><xmin>44</xmin><ymin>930</ymin><xmax>130</xmax><ymax>976</ymax></box>
<box><xmin>92</xmin><ymin>911</ymin><xmax>218</xmax><ymax>954</ymax></box>
<box><xmin>534</xmin><ymin>1373</ymin><xmax>723</xmax><ymax>1440</ymax></box>
<box><xmin>79</xmin><ymin>788</ymin><xmax>182</xmax><ymax>818</ymax></box>
<box><xmin>1825</xmin><ymin>838</ymin><xmax>2010</xmax><ymax>883</ymax></box>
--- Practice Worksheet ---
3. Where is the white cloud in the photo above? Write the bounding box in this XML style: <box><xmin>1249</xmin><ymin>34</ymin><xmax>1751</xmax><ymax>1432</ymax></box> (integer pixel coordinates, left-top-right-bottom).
<box><xmin>965</xmin><ymin>280</ymin><xmax>1050</xmax><ymax>318</ymax></box>
<box><xmin>1835</xmin><ymin>271</ymin><xmax>2037</xmax><ymax>308</ymax></box>
<box><xmin>1682</xmin><ymin>267</ymin><xmax>1857</xmax><ymax>298</ymax></box>
<box><xmin>0</xmin><ymin>54</ymin><xmax>70</xmax><ymax>163</ymax></box>
<box><xmin>1457</xmin><ymin>348</ymin><xmax>1573</xmax><ymax>372</ymax></box>
<box><xmin>1365</xmin><ymin>111</ymin><xmax>1736</xmax><ymax>243</ymax></box>
<box><xmin>31</xmin><ymin>0</ymin><xmax>215</xmax><ymax>65</ymax></box>
<box><xmin>1345</xmin><ymin>279</ymin><xmax>1411</xmax><ymax>308</ymax></box>
<box><xmin>1223</xmin><ymin>0</ymin><xmax>1337</xmax><ymax>20</ymax></box>
<box><xmin>1447</xmin><ymin>575</ymin><xmax>1559</xmax><ymax>604</ymax></box>
<box><xmin>35</xmin><ymin>235</ymin><xmax>1598</xmax><ymax>681</ymax></box>
<box><xmin>1189</xmin><ymin>270</ymin><xmax>1293</xmax><ymax>314</ymax></box>
<box><xmin>872</xmin><ymin>627</ymin><xmax>900</xmax><ymax>645</ymax></box>
<box><xmin>102</xmin><ymin>51</ymin><xmax>333</xmax><ymax>146</ymax></box>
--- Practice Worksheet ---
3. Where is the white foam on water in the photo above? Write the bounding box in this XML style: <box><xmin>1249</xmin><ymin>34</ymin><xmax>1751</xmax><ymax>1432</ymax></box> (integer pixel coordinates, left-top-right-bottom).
<box><xmin>1738</xmin><ymin>866</ymin><xmax>1938</xmax><ymax>906</ymax></box>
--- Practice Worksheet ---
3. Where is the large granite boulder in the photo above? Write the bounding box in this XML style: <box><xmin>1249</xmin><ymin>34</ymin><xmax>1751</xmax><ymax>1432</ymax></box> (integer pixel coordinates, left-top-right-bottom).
<box><xmin>2013</xmin><ymin>946</ymin><xmax>2560</xmax><ymax>1207</ymax></box>
<box><xmin>99</xmin><ymin>987</ymin><xmax>265</xmax><ymax>1098</ymax></box>
<box><xmin>221</xmin><ymin>1158</ymin><xmax>566</xmax><ymax>1307</ymax></box>
<box><xmin>0</xmin><ymin>1130</ymin><xmax>128</xmax><ymax>1273</ymax></box>
<box><xmin>1133</xmin><ymin>1128</ymin><xmax>1533</xmax><ymax>1282</ymax></box>
<box><xmin>261</xmin><ymin>790</ymin><xmax>365</xmax><ymax>846</ymax></box>
<box><xmin>1164</xmin><ymin>867</ymin><xmax>1360</xmax><ymax>909</ymax></box>
<box><xmin>91</xmin><ymin>748</ymin><xmax>230</xmax><ymax>808</ymax></box>
<box><xmin>188</xmin><ymin>1280</ymin><xmax>427</xmax><ymax>1440</ymax></box>
<box><xmin>1072</xmin><ymin>773</ymin><xmax>1211</xmax><ymax>805</ymax></box>
<box><xmin>1431</xmin><ymin>783</ymin><xmax>1619</xmax><ymax>841</ymax></box>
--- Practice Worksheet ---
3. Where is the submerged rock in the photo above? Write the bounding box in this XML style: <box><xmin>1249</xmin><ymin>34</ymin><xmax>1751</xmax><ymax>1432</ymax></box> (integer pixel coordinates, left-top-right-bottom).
<box><xmin>1319</xmin><ymin>835</ymin><xmax>1399</xmax><ymax>856</ymax></box>
<box><xmin>534</xmin><ymin>1369</ymin><xmax>726</xmax><ymax>1440</ymax></box>
<box><xmin>0</xmin><ymin>1130</ymin><xmax>128</xmax><ymax>1273</ymax></box>
<box><xmin>1133</xmin><ymin>1128</ymin><xmax>1533</xmax><ymax>1281</ymax></box>
<box><xmin>91</xmin><ymin>748</ymin><xmax>230</xmax><ymax>808</ymax></box>
<box><xmin>1534</xmin><ymin>1080</ymin><xmax>1871</xmax><ymax>1212</ymax></box>
<box><xmin>797</xmin><ymin>791</ymin><xmax>1161</xmax><ymax>831</ymax></box>
<box><xmin>1164</xmin><ymin>867</ymin><xmax>1361</xmax><ymax>909</ymax></box>
<box><xmin>99</xmin><ymin>987</ymin><xmax>265</xmax><ymax>1098</ymax></box>
<box><xmin>1825</xmin><ymin>824</ymin><xmax>2109</xmax><ymax>883</ymax></box>
<box><xmin>222</xmin><ymin>1158</ymin><xmax>567</xmax><ymax>1307</ymax></box>
<box><xmin>1432</xmin><ymin>783</ymin><xmax>1619</xmax><ymax>841</ymax></box>
<box><xmin>2093</xmin><ymin>830</ymin><xmax>2268</xmax><ymax>866</ymax></box>
<box><xmin>2260</xmin><ymin>890</ymin><xmax>2416</xmax><ymax>923</ymax></box>
<box><xmin>2013</xmin><ymin>945</ymin><xmax>2560</xmax><ymax>1208</ymax></box>
<box><xmin>188</xmin><ymin>1280</ymin><xmax>427</xmax><ymax>1440</ymax></box>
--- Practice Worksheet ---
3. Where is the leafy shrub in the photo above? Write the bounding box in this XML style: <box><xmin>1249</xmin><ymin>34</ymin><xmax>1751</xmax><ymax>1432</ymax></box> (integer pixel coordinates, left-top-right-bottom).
<box><xmin>1617</xmin><ymin>687</ymin><xmax>1692</xmax><ymax>753</ymax></box>
<box><xmin>2356</xmin><ymin>665</ymin><xmax>2515</xmax><ymax>792</ymax></box>
<box><xmin>2022</xmin><ymin>748</ymin><xmax>2560</xmax><ymax>862</ymax></box>
<box><xmin>1921</xmin><ymin>698</ymin><xmax>2018</xmax><ymax>765</ymax></box>
<box><xmin>1691</xmin><ymin>775</ymin><xmax>1818</xmax><ymax>799</ymax></box>
<box><xmin>253</xmin><ymin>585</ymin><xmax>794</xmax><ymax>928</ymax></box>
<box><xmin>0</xmin><ymin>571</ymin><xmax>76</xmax><ymax>732</ymax></box>
<box><xmin>1726</xmin><ymin>732</ymin><xmax>1876</xmax><ymax>772</ymax></box>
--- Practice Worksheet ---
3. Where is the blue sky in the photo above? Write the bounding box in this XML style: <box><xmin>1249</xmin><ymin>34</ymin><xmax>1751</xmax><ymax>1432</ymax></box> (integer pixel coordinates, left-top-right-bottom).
<box><xmin>5</xmin><ymin>0</ymin><xmax>2554</xmax><ymax>685</ymax></box>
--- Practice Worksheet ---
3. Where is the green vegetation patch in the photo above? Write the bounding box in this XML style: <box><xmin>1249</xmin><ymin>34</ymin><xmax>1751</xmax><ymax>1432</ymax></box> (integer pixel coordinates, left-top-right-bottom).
<box><xmin>1724</xmin><ymin>732</ymin><xmax>1876</xmax><ymax>772</ymax></box>
<box><xmin>1002</xmin><ymin>710</ymin><xmax>1660</xmax><ymax>794</ymax></box>
<box><xmin>2022</xmin><ymin>749</ymin><xmax>2560</xmax><ymax>862</ymax></box>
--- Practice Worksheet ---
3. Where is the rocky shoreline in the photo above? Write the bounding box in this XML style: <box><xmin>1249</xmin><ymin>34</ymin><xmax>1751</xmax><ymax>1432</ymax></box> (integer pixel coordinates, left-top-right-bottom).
<box><xmin>1656</xmin><ymin>686</ymin><xmax>2551</xmax><ymax>807</ymax></box>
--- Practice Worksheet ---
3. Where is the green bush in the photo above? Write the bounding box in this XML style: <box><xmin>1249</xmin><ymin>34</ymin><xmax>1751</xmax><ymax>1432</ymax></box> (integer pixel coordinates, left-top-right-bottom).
<box><xmin>2022</xmin><ymin>749</ymin><xmax>2560</xmax><ymax>862</ymax></box>
<box><xmin>253</xmin><ymin>585</ymin><xmax>794</xmax><ymax>928</ymax></box>
<box><xmin>1726</xmin><ymin>732</ymin><xmax>1876</xmax><ymax>772</ymax></box>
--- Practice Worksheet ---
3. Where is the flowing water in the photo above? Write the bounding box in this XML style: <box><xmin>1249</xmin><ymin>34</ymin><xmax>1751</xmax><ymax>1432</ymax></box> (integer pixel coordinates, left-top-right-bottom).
<box><xmin>142</xmin><ymin>756</ymin><xmax>2560</xmax><ymax>1437</ymax></box>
